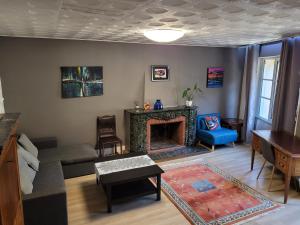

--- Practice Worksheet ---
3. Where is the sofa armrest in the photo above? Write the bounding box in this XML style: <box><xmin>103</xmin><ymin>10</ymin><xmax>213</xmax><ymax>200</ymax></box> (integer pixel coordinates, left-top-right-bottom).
<box><xmin>31</xmin><ymin>137</ymin><xmax>58</xmax><ymax>150</ymax></box>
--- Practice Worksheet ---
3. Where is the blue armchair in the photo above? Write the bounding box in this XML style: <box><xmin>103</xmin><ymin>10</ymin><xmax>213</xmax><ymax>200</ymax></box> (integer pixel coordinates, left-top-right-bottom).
<box><xmin>196</xmin><ymin>113</ymin><xmax>238</xmax><ymax>151</ymax></box>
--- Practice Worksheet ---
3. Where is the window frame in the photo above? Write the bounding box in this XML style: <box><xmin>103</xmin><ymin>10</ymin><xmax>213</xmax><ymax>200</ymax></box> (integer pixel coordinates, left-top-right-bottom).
<box><xmin>256</xmin><ymin>56</ymin><xmax>280</xmax><ymax>124</ymax></box>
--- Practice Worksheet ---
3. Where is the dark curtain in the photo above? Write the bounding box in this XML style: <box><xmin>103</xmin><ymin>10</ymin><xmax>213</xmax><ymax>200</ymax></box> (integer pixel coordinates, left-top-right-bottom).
<box><xmin>272</xmin><ymin>37</ymin><xmax>300</xmax><ymax>133</ymax></box>
<box><xmin>243</xmin><ymin>45</ymin><xmax>260</xmax><ymax>143</ymax></box>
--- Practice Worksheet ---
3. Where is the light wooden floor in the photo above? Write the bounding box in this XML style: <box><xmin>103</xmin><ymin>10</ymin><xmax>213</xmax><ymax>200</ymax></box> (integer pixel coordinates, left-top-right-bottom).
<box><xmin>66</xmin><ymin>145</ymin><xmax>300</xmax><ymax>225</ymax></box>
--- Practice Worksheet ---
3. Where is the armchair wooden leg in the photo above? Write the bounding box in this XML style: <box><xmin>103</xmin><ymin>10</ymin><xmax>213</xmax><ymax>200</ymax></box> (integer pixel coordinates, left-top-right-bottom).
<box><xmin>268</xmin><ymin>166</ymin><xmax>275</xmax><ymax>191</ymax></box>
<box><xmin>257</xmin><ymin>159</ymin><xmax>267</xmax><ymax>180</ymax></box>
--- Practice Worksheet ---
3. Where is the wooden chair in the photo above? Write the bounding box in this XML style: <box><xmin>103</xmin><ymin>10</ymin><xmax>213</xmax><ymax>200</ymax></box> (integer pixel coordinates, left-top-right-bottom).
<box><xmin>256</xmin><ymin>140</ymin><xmax>276</xmax><ymax>191</ymax></box>
<box><xmin>96</xmin><ymin>115</ymin><xmax>122</xmax><ymax>157</ymax></box>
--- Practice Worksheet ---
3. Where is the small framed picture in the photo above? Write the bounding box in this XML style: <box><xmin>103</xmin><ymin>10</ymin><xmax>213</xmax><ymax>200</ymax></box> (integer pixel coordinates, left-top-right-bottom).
<box><xmin>207</xmin><ymin>67</ymin><xmax>224</xmax><ymax>88</ymax></box>
<box><xmin>151</xmin><ymin>65</ymin><xmax>169</xmax><ymax>81</ymax></box>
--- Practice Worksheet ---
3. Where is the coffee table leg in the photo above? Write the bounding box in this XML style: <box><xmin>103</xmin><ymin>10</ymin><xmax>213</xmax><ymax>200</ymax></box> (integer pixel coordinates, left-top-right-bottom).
<box><xmin>106</xmin><ymin>185</ymin><xmax>112</xmax><ymax>213</ymax></box>
<box><xmin>156</xmin><ymin>174</ymin><xmax>161</xmax><ymax>201</ymax></box>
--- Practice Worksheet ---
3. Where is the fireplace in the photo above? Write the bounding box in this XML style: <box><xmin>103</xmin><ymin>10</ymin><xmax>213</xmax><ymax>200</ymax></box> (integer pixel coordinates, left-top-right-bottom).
<box><xmin>146</xmin><ymin>116</ymin><xmax>186</xmax><ymax>152</ymax></box>
<box><xmin>124</xmin><ymin>106</ymin><xmax>197</xmax><ymax>153</ymax></box>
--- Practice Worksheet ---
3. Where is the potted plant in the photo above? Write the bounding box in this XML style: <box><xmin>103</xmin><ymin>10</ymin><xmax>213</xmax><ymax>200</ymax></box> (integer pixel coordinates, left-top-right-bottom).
<box><xmin>182</xmin><ymin>83</ymin><xmax>202</xmax><ymax>107</ymax></box>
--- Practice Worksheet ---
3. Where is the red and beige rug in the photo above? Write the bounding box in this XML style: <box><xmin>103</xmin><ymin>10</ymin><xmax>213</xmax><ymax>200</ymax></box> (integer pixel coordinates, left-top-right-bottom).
<box><xmin>161</xmin><ymin>160</ymin><xmax>281</xmax><ymax>225</ymax></box>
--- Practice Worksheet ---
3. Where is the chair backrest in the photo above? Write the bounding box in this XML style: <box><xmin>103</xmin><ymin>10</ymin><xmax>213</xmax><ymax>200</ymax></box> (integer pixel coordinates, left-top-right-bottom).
<box><xmin>196</xmin><ymin>113</ymin><xmax>221</xmax><ymax>131</ymax></box>
<box><xmin>97</xmin><ymin>115</ymin><xmax>116</xmax><ymax>138</ymax></box>
<box><xmin>261</xmin><ymin>139</ymin><xmax>275</xmax><ymax>164</ymax></box>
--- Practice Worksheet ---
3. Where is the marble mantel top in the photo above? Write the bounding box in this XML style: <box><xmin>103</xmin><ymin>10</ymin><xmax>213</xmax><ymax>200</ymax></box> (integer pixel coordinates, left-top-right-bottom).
<box><xmin>125</xmin><ymin>106</ymin><xmax>197</xmax><ymax>115</ymax></box>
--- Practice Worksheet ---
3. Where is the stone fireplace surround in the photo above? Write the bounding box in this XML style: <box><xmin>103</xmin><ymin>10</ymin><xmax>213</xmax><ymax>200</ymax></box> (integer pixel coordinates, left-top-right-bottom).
<box><xmin>147</xmin><ymin>116</ymin><xmax>186</xmax><ymax>152</ymax></box>
<box><xmin>125</xmin><ymin>106</ymin><xmax>197</xmax><ymax>153</ymax></box>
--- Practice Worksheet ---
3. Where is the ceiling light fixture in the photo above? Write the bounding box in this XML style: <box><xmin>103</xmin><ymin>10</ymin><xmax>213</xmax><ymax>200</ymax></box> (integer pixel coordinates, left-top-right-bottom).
<box><xmin>144</xmin><ymin>29</ymin><xmax>184</xmax><ymax>43</ymax></box>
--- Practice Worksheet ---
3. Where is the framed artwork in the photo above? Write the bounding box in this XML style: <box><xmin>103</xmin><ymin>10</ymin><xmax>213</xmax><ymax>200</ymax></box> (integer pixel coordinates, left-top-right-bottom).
<box><xmin>61</xmin><ymin>66</ymin><xmax>103</xmax><ymax>98</ymax></box>
<box><xmin>207</xmin><ymin>67</ymin><xmax>224</xmax><ymax>88</ymax></box>
<box><xmin>151</xmin><ymin>65</ymin><xmax>169</xmax><ymax>81</ymax></box>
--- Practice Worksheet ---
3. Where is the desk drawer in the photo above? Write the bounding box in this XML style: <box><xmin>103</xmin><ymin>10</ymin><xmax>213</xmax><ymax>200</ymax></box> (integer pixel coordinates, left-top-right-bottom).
<box><xmin>252</xmin><ymin>134</ymin><xmax>261</xmax><ymax>152</ymax></box>
<box><xmin>275</xmin><ymin>151</ymin><xmax>289</xmax><ymax>173</ymax></box>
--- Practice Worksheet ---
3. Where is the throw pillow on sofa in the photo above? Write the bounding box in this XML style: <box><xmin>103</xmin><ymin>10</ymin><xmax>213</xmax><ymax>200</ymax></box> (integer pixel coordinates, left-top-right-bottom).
<box><xmin>17</xmin><ymin>144</ymin><xmax>39</xmax><ymax>171</ymax></box>
<box><xmin>205</xmin><ymin>116</ymin><xmax>220</xmax><ymax>131</ymax></box>
<box><xmin>17</xmin><ymin>151</ymin><xmax>34</xmax><ymax>194</ymax></box>
<box><xmin>18</xmin><ymin>133</ymin><xmax>38</xmax><ymax>158</ymax></box>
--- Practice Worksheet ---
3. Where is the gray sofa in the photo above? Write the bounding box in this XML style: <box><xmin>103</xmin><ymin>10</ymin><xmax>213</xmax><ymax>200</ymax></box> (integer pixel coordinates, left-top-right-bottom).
<box><xmin>22</xmin><ymin>137</ymin><xmax>98</xmax><ymax>225</ymax></box>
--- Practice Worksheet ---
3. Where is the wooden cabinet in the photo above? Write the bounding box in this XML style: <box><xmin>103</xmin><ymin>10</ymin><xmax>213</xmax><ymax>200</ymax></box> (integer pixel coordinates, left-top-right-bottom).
<box><xmin>0</xmin><ymin>114</ymin><xmax>24</xmax><ymax>225</ymax></box>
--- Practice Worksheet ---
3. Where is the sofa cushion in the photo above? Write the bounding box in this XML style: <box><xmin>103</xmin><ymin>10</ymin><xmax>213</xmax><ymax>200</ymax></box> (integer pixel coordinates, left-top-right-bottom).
<box><xmin>23</xmin><ymin>161</ymin><xmax>65</xmax><ymax>200</ymax></box>
<box><xmin>38</xmin><ymin>148</ymin><xmax>61</xmax><ymax>164</ymax></box>
<box><xmin>197</xmin><ymin>113</ymin><xmax>221</xmax><ymax>131</ymax></box>
<box><xmin>205</xmin><ymin>116</ymin><xmax>220</xmax><ymax>131</ymax></box>
<box><xmin>17</xmin><ymin>151</ymin><xmax>34</xmax><ymax>194</ymax></box>
<box><xmin>38</xmin><ymin>144</ymin><xmax>98</xmax><ymax>165</ymax></box>
<box><xmin>18</xmin><ymin>144</ymin><xmax>39</xmax><ymax>171</ymax></box>
<box><xmin>18</xmin><ymin>133</ymin><xmax>39</xmax><ymax>158</ymax></box>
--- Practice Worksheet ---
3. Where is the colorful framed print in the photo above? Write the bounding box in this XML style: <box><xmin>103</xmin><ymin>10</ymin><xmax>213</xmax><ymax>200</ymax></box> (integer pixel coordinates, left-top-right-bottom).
<box><xmin>207</xmin><ymin>67</ymin><xmax>224</xmax><ymax>88</ymax></box>
<box><xmin>61</xmin><ymin>66</ymin><xmax>103</xmax><ymax>98</ymax></box>
<box><xmin>151</xmin><ymin>65</ymin><xmax>169</xmax><ymax>81</ymax></box>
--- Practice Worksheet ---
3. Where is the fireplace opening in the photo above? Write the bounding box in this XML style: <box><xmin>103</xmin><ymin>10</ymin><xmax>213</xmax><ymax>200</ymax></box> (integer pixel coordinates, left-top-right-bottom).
<box><xmin>146</xmin><ymin>116</ymin><xmax>186</xmax><ymax>152</ymax></box>
<box><xmin>150</xmin><ymin>123</ymin><xmax>182</xmax><ymax>150</ymax></box>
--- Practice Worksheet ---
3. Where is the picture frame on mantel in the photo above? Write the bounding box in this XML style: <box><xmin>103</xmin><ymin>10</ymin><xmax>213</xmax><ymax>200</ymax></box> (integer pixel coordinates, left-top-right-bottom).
<box><xmin>151</xmin><ymin>65</ymin><xmax>169</xmax><ymax>81</ymax></box>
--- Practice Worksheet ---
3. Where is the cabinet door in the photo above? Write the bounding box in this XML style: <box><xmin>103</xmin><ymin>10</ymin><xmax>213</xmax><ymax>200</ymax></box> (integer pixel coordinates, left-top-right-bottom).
<box><xmin>252</xmin><ymin>134</ymin><xmax>262</xmax><ymax>153</ymax></box>
<box><xmin>0</xmin><ymin>136</ymin><xmax>23</xmax><ymax>225</ymax></box>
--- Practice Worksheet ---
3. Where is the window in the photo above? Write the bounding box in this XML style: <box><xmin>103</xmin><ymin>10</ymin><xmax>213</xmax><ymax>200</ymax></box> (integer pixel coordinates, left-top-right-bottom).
<box><xmin>257</xmin><ymin>57</ymin><xmax>280</xmax><ymax>122</ymax></box>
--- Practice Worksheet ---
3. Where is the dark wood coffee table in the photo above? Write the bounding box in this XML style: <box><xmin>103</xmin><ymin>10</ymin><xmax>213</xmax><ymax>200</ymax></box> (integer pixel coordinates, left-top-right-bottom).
<box><xmin>95</xmin><ymin>153</ymin><xmax>164</xmax><ymax>213</ymax></box>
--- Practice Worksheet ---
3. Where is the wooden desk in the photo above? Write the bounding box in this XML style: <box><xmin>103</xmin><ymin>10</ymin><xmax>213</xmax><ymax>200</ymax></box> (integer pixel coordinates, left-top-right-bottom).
<box><xmin>251</xmin><ymin>130</ymin><xmax>300</xmax><ymax>204</ymax></box>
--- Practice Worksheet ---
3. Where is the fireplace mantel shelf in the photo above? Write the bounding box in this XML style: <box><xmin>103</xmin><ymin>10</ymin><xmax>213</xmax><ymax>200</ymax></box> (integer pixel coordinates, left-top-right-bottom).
<box><xmin>125</xmin><ymin>106</ymin><xmax>197</xmax><ymax>115</ymax></box>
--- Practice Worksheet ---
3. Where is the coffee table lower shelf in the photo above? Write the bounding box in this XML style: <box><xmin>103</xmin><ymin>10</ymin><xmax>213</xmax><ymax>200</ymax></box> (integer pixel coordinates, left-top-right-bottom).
<box><xmin>99</xmin><ymin>177</ymin><xmax>161</xmax><ymax>213</ymax></box>
<box><xmin>111</xmin><ymin>179</ymin><xmax>157</xmax><ymax>201</ymax></box>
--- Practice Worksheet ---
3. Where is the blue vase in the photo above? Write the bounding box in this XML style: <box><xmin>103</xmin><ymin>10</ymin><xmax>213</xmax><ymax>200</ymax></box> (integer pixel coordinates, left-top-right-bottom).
<box><xmin>154</xmin><ymin>99</ymin><xmax>163</xmax><ymax>110</ymax></box>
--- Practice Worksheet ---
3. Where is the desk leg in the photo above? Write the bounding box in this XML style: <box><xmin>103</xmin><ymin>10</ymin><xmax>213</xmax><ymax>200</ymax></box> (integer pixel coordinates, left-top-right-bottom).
<box><xmin>156</xmin><ymin>174</ymin><xmax>161</xmax><ymax>201</ymax></box>
<box><xmin>284</xmin><ymin>163</ymin><xmax>292</xmax><ymax>204</ymax></box>
<box><xmin>251</xmin><ymin>148</ymin><xmax>255</xmax><ymax>171</ymax></box>
<box><xmin>106</xmin><ymin>185</ymin><xmax>112</xmax><ymax>213</ymax></box>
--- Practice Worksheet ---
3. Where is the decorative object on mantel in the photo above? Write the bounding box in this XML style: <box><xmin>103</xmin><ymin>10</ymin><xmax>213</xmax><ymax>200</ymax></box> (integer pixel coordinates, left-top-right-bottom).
<box><xmin>61</xmin><ymin>66</ymin><xmax>103</xmax><ymax>98</ymax></box>
<box><xmin>207</xmin><ymin>67</ymin><xmax>224</xmax><ymax>88</ymax></box>
<box><xmin>151</xmin><ymin>65</ymin><xmax>169</xmax><ymax>81</ymax></box>
<box><xmin>153</xmin><ymin>99</ymin><xmax>163</xmax><ymax>110</ymax></box>
<box><xmin>143</xmin><ymin>102</ymin><xmax>151</xmax><ymax>110</ymax></box>
<box><xmin>0</xmin><ymin>77</ymin><xmax>5</xmax><ymax>116</ymax></box>
<box><xmin>161</xmin><ymin>159</ymin><xmax>281</xmax><ymax>225</ymax></box>
<box><xmin>134</xmin><ymin>101</ymin><xmax>140</xmax><ymax>109</ymax></box>
<box><xmin>182</xmin><ymin>83</ymin><xmax>202</xmax><ymax>107</ymax></box>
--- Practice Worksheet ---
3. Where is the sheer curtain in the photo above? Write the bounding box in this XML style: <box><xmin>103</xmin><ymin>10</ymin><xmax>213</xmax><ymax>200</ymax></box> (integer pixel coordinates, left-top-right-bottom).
<box><xmin>272</xmin><ymin>37</ymin><xmax>300</xmax><ymax>133</ymax></box>
<box><xmin>241</xmin><ymin>45</ymin><xmax>260</xmax><ymax>143</ymax></box>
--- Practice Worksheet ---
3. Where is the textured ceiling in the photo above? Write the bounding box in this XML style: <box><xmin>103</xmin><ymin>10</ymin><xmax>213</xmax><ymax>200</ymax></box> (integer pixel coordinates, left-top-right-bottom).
<box><xmin>0</xmin><ymin>0</ymin><xmax>300</xmax><ymax>46</ymax></box>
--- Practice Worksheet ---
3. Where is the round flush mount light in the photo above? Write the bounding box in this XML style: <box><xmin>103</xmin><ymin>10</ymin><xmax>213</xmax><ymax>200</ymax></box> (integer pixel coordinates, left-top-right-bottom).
<box><xmin>144</xmin><ymin>29</ymin><xmax>184</xmax><ymax>43</ymax></box>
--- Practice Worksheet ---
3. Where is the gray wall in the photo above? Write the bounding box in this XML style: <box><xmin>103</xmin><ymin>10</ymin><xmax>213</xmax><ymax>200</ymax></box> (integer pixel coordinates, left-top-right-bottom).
<box><xmin>0</xmin><ymin>37</ymin><xmax>245</xmax><ymax>146</ymax></box>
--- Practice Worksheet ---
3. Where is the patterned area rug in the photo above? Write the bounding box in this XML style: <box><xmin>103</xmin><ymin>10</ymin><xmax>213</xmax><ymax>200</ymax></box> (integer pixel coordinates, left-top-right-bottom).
<box><xmin>149</xmin><ymin>146</ymin><xmax>209</xmax><ymax>161</ymax></box>
<box><xmin>161</xmin><ymin>160</ymin><xmax>281</xmax><ymax>225</ymax></box>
